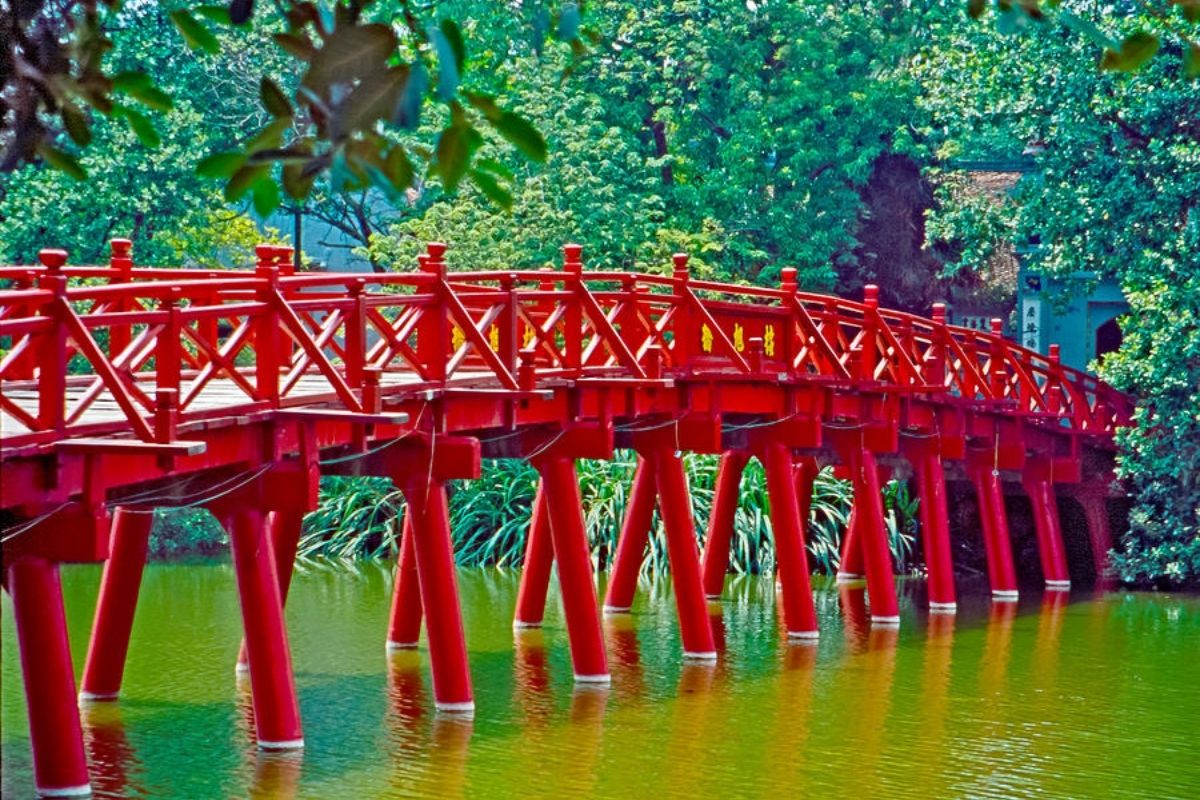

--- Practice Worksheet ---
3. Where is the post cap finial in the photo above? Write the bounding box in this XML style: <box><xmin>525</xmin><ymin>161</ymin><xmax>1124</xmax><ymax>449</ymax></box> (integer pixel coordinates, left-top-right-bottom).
<box><xmin>672</xmin><ymin>252</ymin><xmax>690</xmax><ymax>271</ymax></box>
<box><xmin>110</xmin><ymin>238</ymin><xmax>132</xmax><ymax>258</ymax></box>
<box><xmin>255</xmin><ymin>244</ymin><xmax>276</xmax><ymax>264</ymax></box>
<box><xmin>863</xmin><ymin>284</ymin><xmax>879</xmax><ymax>307</ymax></box>
<box><xmin>426</xmin><ymin>242</ymin><xmax>447</xmax><ymax>261</ymax></box>
<box><xmin>563</xmin><ymin>243</ymin><xmax>583</xmax><ymax>267</ymax></box>
<box><xmin>38</xmin><ymin>249</ymin><xmax>68</xmax><ymax>270</ymax></box>
<box><xmin>780</xmin><ymin>267</ymin><xmax>797</xmax><ymax>287</ymax></box>
<box><xmin>1048</xmin><ymin>343</ymin><xmax>1061</xmax><ymax>360</ymax></box>
<box><xmin>990</xmin><ymin>317</ymin><xmax>1004</xmax><ymax>334</ymax></box>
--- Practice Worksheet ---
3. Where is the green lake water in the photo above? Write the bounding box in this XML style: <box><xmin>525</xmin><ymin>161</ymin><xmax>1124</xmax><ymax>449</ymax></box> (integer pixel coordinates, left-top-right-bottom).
<box><xmin>2</xmin><ymin>563</ymin><xmax>1198</xmax><ymax>798</ymax></box>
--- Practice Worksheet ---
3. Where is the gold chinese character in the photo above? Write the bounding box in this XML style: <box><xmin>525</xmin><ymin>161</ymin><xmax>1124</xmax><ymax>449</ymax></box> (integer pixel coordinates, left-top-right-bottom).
<box><xmin>733</xmin><ymin>323</ymin><xmax>745</xmax><ymax>353</ymax></box>
<box><xmin>489</xmin><ymin>324</ymin><xmax>500</xmax><ymax>351</ymax></box>
<box><xmin>763</xmin><ymin>324</ymin><xmax>776</xmax><ymax>357</ymax></box>
<box><xmin>701</xmin><ymin>323</ymin><xmax>714</xmax><ymax>353</ymax></box>
<box><xmin>451</xmin><ymin>325</ymin><xmax>465</xmax><ymax>351</ymax></box>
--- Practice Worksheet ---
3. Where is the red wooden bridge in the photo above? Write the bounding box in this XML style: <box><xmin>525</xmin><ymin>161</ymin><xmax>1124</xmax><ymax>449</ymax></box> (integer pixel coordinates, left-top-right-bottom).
<box><xmin>1</xmin><ymin>240</ymin><xmax>1128</xmax><ymax>797</ymax></box>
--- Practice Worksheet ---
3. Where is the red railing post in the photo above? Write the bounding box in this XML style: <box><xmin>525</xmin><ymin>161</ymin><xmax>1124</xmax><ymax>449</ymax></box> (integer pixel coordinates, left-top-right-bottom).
<box><xmin>108</xmin><ymin>238</ymin><xmax>134</xmax><ymax>359</ymax></box>
<box><xmin>989</xmin><ymin>318</ymin><xmax>1008</xmax><ymax>400</ymax></box>
<box><xmin>563</xmin><ymin>244</ymin><xmax>584</xmax><ymax>374</ymax></box>
<box><xmin>254</xmin><ymin>245</ymin><xmax>282</xmax><ymax>405</ymax></box>
<box><xmin>928</xmin><ymin>303</ymin><xmax>948</xmax><ymax>390</ymax></box>
<box><xmin>345</xmin><ymin>278</ymin><xmax>367</xmax><ymax>389</ymax></box>
<box><xmin>418</xmin><ymin>243</ymin><xmax>449</xmax><ymax>383</ymax></box>
<box><xmin>700</xmin><ymin>450</ymin><xmax>750</xmax><ymax>598</ymax></box>
<box><xmin>602</xmin><ymin>456</ymin><xmax>658</xmax><ymax>612</ymax></box>
<box><xmin>671</xmin><ymin>253</ymin><xmax>692</xmax><ymax>371</ymax></box>
<box><xmin>859</xmin><ymin>285</ymin><xmax>880</xmax><ymax>382</ymax></box>
<box><xmin>36</xmin><ymin>248</ymin><xmax>69</xmax><ymax>433</ymax></box>
<box><xmin>779</xmin><ymin>267</ymin><xmax>798</xmax><ymax>372</ymax></box>
<box><xmin>1045</xmin><ymin>343</ymin><xmax>1063</xmax><ymax>414</ymax></box>
<box><xmin>499</xmin><ymin>273</ymin><xmax>518</xmax><ymax>374</ymax></box>
<box><xmin>157</xmin><ymin>286</ymin><xmax>182</xmax><ymax>397</ymax></box>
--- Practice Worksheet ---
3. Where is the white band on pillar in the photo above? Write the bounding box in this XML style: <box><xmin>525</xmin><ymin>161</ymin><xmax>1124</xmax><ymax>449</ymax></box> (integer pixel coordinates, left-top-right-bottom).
<box><xmin>601</xmin><ymin>605</ymin><xmax>631</xmax><ymax>615</ymax></box>
<box><xmin>257</xmin><ymin>738</ymin><xmax>305</xmax><ymax>751</ymax></box>
<box><xmin>992</xmin><ymin>590</ymin><xmax>1020</xmax><ymax>601</ymax></box>
<box><xmin>34</xmin><ymin>783</ymin><xmax>92</xmax><ymax>798</ymax></box>
<box><xmin>787</xmin><ymin>630</ymin><xmax>820</xmax><ymax>640</ymax></box>
<box><xmin>871</xmin><ymin>615</ymin><xmax>901</xmax><ymax>626</ymax></box>
<box><xmin>573</xmin><ymin>673</ymin><xmax>612</xmax><ymax>684</ymax></box>
<box><xmin>385</xmin><ymin>640</ymin><xmax>418</xmax><ymax>651</ymax></box>
<box><xmin>1045</xmin><ymin>580</ymin><xmax>1072</xmax><ymax>589</ymax></box>
<box><xmin>929</xmin><ymin>602</ymin><xmax>958</xmax><ymax>613</ymax></box>
<box><xmin>512</xmin><ymin>619</ymin><xmax>543</xmax><ymax>629</ymax></box>
<box><xmin>683</xmin><ymin>650</ymin><xmax>719</xmax><ymax>661</ymax></box>
<box><xmin>78</xmin><ymin>690</ymin><xmax>119</xmax><ymax>702</ymax></box>
<box><xmin>435</xmin><ymin>701</ymin><xmax>476</xmax><ymax>714</ymax></box>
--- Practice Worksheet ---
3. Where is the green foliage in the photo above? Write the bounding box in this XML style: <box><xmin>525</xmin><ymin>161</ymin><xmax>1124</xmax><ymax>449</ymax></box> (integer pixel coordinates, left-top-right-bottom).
<box><xmin>148</xmin><ymin>508</ymin><xmax>227</xmax><ymax>559</ymax></box>
<box><xmin>366</xmin><ymin>0</ymin><xmax>935</xmax><ymax>286</ymax></box>
<box><xmin>297</xmin><ymin>454</ymin><xmax>919</xmax><ymax>578</ymax></box>
<box><xmin>924</xmin><ymin>5</ymin><xmax>1200</xmax><ymax>586</ymax></box>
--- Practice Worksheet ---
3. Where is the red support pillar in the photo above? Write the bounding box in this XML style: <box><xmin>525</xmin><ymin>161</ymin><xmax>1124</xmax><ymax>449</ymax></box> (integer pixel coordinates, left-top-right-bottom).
<box><xmin>1024</xmin><ymin>478</ymin><xmax>1071</xmax><ymax>589</ymax></box>
<box><xmin>387</xmin><ymin>512</ymin><xmax>425</xmax><ymax>649</ymax></box>
<box><xmin>537</xmin><ymin>455</ymin><xmax>610</xmax><ymax>683</ymax></box>
<box><xmin>400</xmin><ymin>482</ymin><xmax>475</xmax><ymax>711</ymax></box>
<box><xmin>851</xmin><ymin>449</ymin><xmax>900</xmax><ymax>625</ymax></box>
<box><xmin>602</xmin><ymin>457</ymin><xmax>657</xmax><ymax>613</ymax></box>
<box><xmin>653</xmin><ymin>450</ymin><xmax>718</xmax><ymax>660</ymax></box>
<box><xmin>7</xmin><ymin>556</ymin><xmax>92</xmax><ymax>797</ymax></box>
<box><xmin>237</xmin><ymin>509</ymin><xmax>305</xmax><ymax>671</ymax></box>
<box><xmin>700</xmin><ymin>450</ymin><xmax>749</xmax><ymax>599</ymax></box>
<box><xmin>762</xmin><ymin>442</ymin><xmax>819</xmax><ymax>640</ymax></box>
<box><xmin>971</xmin><ymin>465</ymin><xmax>1019</xmax><ymax>601</ymax></box>
<box><xmin>1078</xmin><ymin>492</ymin><xmax>1113</xmax><ymax>584</ymax></box>
<box><xmin>513</xmin><ymin>483</ymin><xmax>553</xmax><ymax>628</ymax></box>
<box><xmin>224</xmin><ymin>507</ymin><xmax>304</xmax><ymax>748</ymax></box>
<box><xmin>912</xmin><ymin>444</ymin><xmax>957</xmax><ymax>612</ymax></box>
<box><xmin>80</xmin><ymin>507</ymin><xmax>154</xmax><ymax>700</ymax></box>
<box><xmin>837</xmin><ymin>508</ymin><xmax>864</xmax><ymax>581</ymax></box>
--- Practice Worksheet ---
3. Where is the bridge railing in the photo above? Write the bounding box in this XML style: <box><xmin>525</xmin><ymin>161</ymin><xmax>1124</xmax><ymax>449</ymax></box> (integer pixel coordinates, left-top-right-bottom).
<box><xmin>0</xmin><ymin>241</ymin><xmax>1131</xmax><ymax>448</ymax></box>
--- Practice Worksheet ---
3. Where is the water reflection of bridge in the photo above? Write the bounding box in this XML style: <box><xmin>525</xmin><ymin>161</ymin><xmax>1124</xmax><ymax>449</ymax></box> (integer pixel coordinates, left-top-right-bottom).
<box><xmin>1</xmin><ymin>241</ymin><xmax>1128</xmax><ymax>796</ymax></box>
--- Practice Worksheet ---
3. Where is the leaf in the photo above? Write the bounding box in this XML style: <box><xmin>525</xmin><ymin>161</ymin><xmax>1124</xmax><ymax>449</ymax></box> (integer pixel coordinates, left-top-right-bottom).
<box><xmin>196</xmin><ymin>151</ymin><xmax>246</xmax><ymax>179</ymax></box>
<box><xmin>439</xmin><ymin>19</ymin><xmax>466</xmax><ymax>72</ymax></box>
<box><xmin>110</xmin><ymin>71</ymin><xmax>153</xmax><ymax>91</ymax></box>
<box><xmin>470</xmin><ymin>168</ymin><xmax>513</xmax><ymax>210</ymax></box>
<box><xmin>475</xmin><ymin>157</ymin><xmax>513</xmax><ymax>180</ymax></box>
<box><xmin>37</xmin><ymin>143</ymin><xmax>86</xmax><ymax>180</ymax></box>
<box><xmin>196</xmin><ymin>5</ymin><xmax>231</xmax><ymax>25</ymax></box>
<box><xmin>252</xmin><ymin>177</ymin><xmax>281</xmax><ymax>216</ymax></box>
<box><xmin>169</xmin><ymin>10</ymin><xmax>220</xmax><ymax>55</ymax></box>
<box><xmin>118</xmin><ymin>106</ymin><xmax>161</xmax><ymax>147</ymax></box>
<box><xmin>274</xmin><ymin>32</ymin><xmax>316</xmax><ymax>60</ymax></box>
<box><xmin>246</xmin><ymin>116</ymin><xmax>292</xmax><ymax>153</ymax></box>
<box><xmin>967</xmin><ymin>0</ymin><xmax>986</xmax><ymax>18</ymax></box>
<box><xmin>282</xmin><ymin>160</ymin><xmax>318</xmax><ymax>199</ymax></box>
<box><xmin>225</xmin><ymin>164</ymin><xmax>269</xmax><ymax>201</ymax></box>
<box><xmin>465</xmin><ymin>91</ymin><xmax>501</xmax><ymax>121</ymax></box>
<box><xmin>123</xmin><ymin>84</ymin><xmax>174</xmax><ymax>112</ymax></box>
<box><xmin>430</xmin><ymin>24</ymin><xmax>461</xmax><ymax>100</ymax></box>
<box><xmin>435</xmin><ymin>123</ymin><xmax>472</xmax><ymax>191</ymax></box>
<box><xmin>392</xmin><ymin>61</ymin><xmax>427</xmax><ymax>130</ymax></box>
<box><xmin>260</xmin><ymin>78</ymin><xmax>292</xmax><ymax>118</ymax></box>
<box><xmin>490</xmin><ymin>111</ymin><xmax>547</xmax><ymax>162</ymax></box>
<box><xmin>1186</xmin><ymin>45</ymin><xmax>1200</xmax><ymax>78</ymax></box>
<box><xmin>304</xmin><ymin>24</ymin><xmax>397</xmax><ymax>89</ymax></box>
<box><xmin>1100</xmin><ymin>32</ymin><xmax>1159</xmax><ymax>72</ymax></box>
<box><xmin>383</xmin><ymin>145</ymin><xmax>414</xmax><ymax>189</ymax></box>
<box><xmin>334</xmin><ymin>66</ymin><xmax>408</xmax><ymax>137</ymax></box>
<box><xmin>61</xmin><ymin>105</ymin><xmax>91</xmax><ymax>147</ymax></box>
